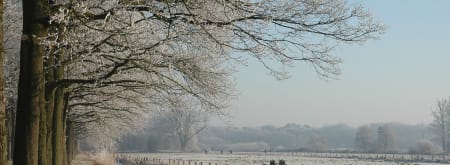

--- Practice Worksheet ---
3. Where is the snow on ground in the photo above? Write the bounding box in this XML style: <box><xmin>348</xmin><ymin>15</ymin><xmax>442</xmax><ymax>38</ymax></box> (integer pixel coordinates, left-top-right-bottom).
<box><xmin>118</xmin><ymin>152</ymin><xmax>448</xmax><ymax>165</ymax></box>
<box><xmin>71</xmin><ymin>153</ymin><xmax>95</xmax><ymax>165</ymax></box>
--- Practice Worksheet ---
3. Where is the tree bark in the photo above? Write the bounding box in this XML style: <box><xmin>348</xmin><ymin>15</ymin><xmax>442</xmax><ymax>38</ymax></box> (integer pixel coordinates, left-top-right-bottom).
<box><xmin>6</xmin><ymin>102</ymin><xmax>15</xmax><ymax>161</ymax></box>
<box><xmin>50</xmin><ymin>43</ymin><xmax>65</xmax><ymax>164</ymax></box>
<box><xmin>13</xmin><ymin>0</ymin><xmax>48</xmax><ymax>165</ymax></box>
<box><xmin>0</xmin><ymin>0</ymin><xmax>8</xmax><ymax>164</ymax></box>
<box><xmin>52</xmin><ymin>87</ymin><xmax>65</xmax><ymax>165</ymax></box>
<box><xmin>442</xmin><ymin>124</ymin><xmax>446</xmax><ymax>152</ymax></box>
<box><xmin>45</xmin><ymin>87</ymin><xmax>55</xmax><ymax>164</ymax></box>
<box><xmin>38</xmin><ymin>107</ymin><xmax>47</xmax><ymax>165</ymax></box>
<box><xmin>43</xmin><ymin>43</ymin><xmax>56</xmax><ymax>165</ymax></box>
<box><xmin>38</xmin><ymin>53</ymin><xmax>57</xmax><ymax>165</ymax></box>
<box><xmin>65</xmin><ymin>121</ymin><xmax>75</xmax><ymax>164</ymax></box>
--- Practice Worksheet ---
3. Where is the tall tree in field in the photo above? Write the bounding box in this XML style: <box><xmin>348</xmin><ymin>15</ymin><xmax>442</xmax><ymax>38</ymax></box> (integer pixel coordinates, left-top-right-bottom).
<box><xmin>0</xmin><ymin>0</ymin><xmax>7</xmax><ymax>164</ymax></box>
<box><xmin>13</xmin><ymin>0</ymin><xmax>48</xmax><ymax>165</ymax></box>
<box><xmin>430</xmin><ymin>99</ymin><xmax>450</xmax><ymax>152</ymax></box>
<box><xmin>166</xmin><ymin>96</ymin><xmax>208</xmax><ymax>151</ymax></box>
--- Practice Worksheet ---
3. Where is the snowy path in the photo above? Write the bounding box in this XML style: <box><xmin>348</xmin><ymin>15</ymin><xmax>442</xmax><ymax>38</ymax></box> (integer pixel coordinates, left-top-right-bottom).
<box><xmin>71</xmin><ymin>153</ymin><xmax>95</xmax><ymax>165</ymax></box>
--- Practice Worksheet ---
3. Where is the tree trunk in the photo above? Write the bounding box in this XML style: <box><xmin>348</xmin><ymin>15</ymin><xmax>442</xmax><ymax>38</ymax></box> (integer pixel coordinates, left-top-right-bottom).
<box><xmin>0</xmin><ymin>0</ymin><xmax>8</xmax><ymax>164</ymax></box>
<box><xmin>13</xmin><ymin>0</ymin><xmax>48</xmax><ymax>165</ymax></box>
<box><xmin>65</xmin><ymin>121</ymin><xmax>74</xmax><ymax>164</ymax></box>
<box><xmin>44</xmin><ymin>45</ymin><xmax>56</xmax><ymax>165</ymax></box>
<box><xmin>65</xmin><ymin>121</ymin><xmax>78</xmax><ymax>164</ymax></box>
<box><xmin>38</xmin><ymin>107</ymin><xmax>47</xmax><ymax>165</ymax></box>
<box><xmin>38</xmin><ymin>52</ymin><xmax>58</xmax><ymax>165</ymax></box>
<box><xmin>63</xmin><ymin>92</ymin><xmax>70</xmax><ymax>165</ymax></box>
<box><xmin>51</xmin><ymin>44</ymin><xmax>65</xmax><ymax>164</ymax></box>
<box><xmin>442</xmin><ymin>124</ymin><xmax>446</xmax><ymax>152</ymax></box>
<box><xmin>6</xmin><ymin>102</ymin><xmax>15</xmax><ymax>161</ymax></box>
<box><xmin>52</xmin><ymin>87</ymin><xmax>65</xmax><ymax>165</ymax></box>
<box><xmin>45</xmin><ymin>91</ymin><xmax>55</xmax><ymax>164</ymax></box>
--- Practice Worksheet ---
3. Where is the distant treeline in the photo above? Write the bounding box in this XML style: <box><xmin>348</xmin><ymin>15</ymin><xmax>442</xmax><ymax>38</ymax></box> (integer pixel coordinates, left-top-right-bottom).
<box><xmin>198</xmin><ymin>123</ymin><xmax>433</xmax><ymax>153</ymax></box>
<box><xmin>115</xmin><ymin>122</ymin><xmax>435</xmax><ymax>154</ymax></box>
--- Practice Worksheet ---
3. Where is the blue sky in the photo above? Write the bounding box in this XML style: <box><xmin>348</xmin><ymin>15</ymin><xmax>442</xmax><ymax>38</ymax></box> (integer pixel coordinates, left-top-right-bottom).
<box><xmin>212</xmin><ymin>0</ymin><xmax>450</xmax><ymax>127</ymax></box>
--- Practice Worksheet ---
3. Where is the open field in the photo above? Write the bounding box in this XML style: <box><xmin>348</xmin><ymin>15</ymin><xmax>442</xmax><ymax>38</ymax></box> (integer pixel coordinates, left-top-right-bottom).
<box><xmin>117</xmin><ymin>152</ymin><xmax>450</xmax><ymax>165</ymax></box>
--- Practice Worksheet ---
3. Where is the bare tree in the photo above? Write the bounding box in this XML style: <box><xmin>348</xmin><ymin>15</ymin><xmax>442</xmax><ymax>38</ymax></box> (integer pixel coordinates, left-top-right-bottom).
<box><xmin>355</xmin><ymin>125</ymin><xmax>373</xmax><ymax>152</ymax></box>
<box><xmin>308</xmin><ymin>134</ymin><xmax>328</xmax><ymax>151</ymax></box>
<box><xmin>166</xmin><ymin>96</ymin><xmax>208</xmax><ymax>151</ymax></box>
<box><xmin>376</xmin><ymin>125</ymin><xmax>395</xmax><ymax>153</ymax></box>
<box><xmin>414</xmin><ymin>139</ymin><xmax>440</xmax><ymax>154</ymax></box>
<box><xmin>430</xmin><ymin>98</ymin><xmax>450</xmax><ymax>152</ymax></box>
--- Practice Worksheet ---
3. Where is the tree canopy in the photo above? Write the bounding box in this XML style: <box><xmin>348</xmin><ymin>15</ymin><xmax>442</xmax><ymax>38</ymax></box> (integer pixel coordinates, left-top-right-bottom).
<box><xmin>4</xmin><ymin>0</ymin><xmax>385</xmax><ymax>165</ymax></box>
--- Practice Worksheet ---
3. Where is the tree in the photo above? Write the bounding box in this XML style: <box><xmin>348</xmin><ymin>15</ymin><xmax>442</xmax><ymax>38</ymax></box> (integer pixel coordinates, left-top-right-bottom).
<box><xmin>11</xmin><ymin>1</ymin><xmax>385</xmax><ymax>164</ymax></box>
<box><xmin>413</xmin><ymin>139</ymin><xmax>440</xmax><ymax>154</ymax></box>
<box><xmin>13</xmin><ymin>0</ymin><xmax>48</xmax><ymax>165</ymax></box>
<box><xmin>307</xmin><ymin>134</ymin><xmax>328</xmax><ymax>151</ymax></box>
<box><xmin>117</xmin><ymin>97</ymin><xmax>210</xmax><ymax>152</ymax></box>
<box><xmin>355</xmin><ymin>125</ymin><xmax>373</xmax><ymax>152</ymax></box>
<box><xmin>167</xmin><ymin>96</ymin><xmax>208</xmax><ymax>151</ymax></box>
<box><xmin>60</xmin><ymin>0</ymin><xmax>383</xmax><ymax>148</ymax></box>
<box><xmin>0</xmin><ymin>0</ymin><xmax>7</xmax><ymax>164</ymax></box>
<box><xmin>3</xmin><ymin>0</ymin><xmax>21</xmax><ymax>160</ymax></box>
<box><xmin>376</xmin><ymin>125</ymin><xmax>395</xmax><ymax>153</ymax></box>
<box><xmin>430</xmin><ymin>99</ymin><xmax>450</xmax><ymax>152</ymax></box>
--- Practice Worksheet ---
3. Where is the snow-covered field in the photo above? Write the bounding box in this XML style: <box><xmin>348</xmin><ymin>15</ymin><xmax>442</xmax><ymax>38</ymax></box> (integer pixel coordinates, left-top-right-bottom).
<box><xmin>118</xmin><ymin>152</ymin><xmax>448</xmax><ymax>165</ymax></box>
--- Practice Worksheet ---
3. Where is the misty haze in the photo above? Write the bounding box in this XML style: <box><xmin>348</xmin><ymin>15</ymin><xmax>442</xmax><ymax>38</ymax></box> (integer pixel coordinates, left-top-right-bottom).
<box><xmin>1</xmin><ymin>0</ymin><xmax>450</xmax><ymax>165</ymax></box>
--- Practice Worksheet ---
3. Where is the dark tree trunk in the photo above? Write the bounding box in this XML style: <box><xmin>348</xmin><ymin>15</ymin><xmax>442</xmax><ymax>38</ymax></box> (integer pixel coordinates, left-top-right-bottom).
<box><xmin>6</xmin><ymin>101</ymin><xmax>15</xmax><ymax>161</ymax></box>
<box><xmin>0</xmin><ymin>0</ymin><xmax>8</xmax><ymax>164</ymax></box>
<box><xmin>13</xmin><ymin>0</ymin><xmax>48</xmax><ymax>165</ymax></box>
<box><xmin>52</xmin><ymin>87</ymin><xmax>65</xmax><ymax>165</ymax></box>
<box><xmin>38</xmin><ymin>106</ymin><xmax>47</xmax><ymax>165</ymax></box>
<box><xmin>65</xmin><ymin>121</ymin><xmax>78</xmax><ymax>164</ymax></box>
<box><xmin>50</xmin><ymin>46</ymin><xmax>65</xmax><ymax>164</ymax></box>
<box><xmin>65</xmin><ymin>121</ymin><xmax>74</xmax><ymax>164</ymax></box>
<box><xmin>442</xmin><ymin>124</ymin><xmax>446</xmax><ymax>152</ymax></box>
<box><xmin>42</xmin><ymin>41</ymin><xmax>56</xmax><ymax>165</ymax></box>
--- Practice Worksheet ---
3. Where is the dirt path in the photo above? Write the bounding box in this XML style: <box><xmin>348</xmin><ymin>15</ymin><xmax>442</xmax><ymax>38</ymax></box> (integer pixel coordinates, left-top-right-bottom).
<box><xmin>71</xmin><ymin>153</ymin><xmax>95</xmax><ymax>165</ymax></box>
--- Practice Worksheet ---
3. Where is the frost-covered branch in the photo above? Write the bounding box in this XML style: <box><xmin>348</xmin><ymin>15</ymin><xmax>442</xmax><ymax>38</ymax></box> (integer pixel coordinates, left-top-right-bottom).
<box><xmin>39</xmin><ymin>0</ymin><xmax>385</xmax><ymax>149</ymax></box>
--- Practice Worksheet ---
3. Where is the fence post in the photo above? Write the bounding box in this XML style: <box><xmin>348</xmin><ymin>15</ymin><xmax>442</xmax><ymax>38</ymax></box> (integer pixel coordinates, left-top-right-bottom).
<box><xmin>270</xmin><ymin>160</ymin><xmax>275</xmax><ymax>165</ymax></box>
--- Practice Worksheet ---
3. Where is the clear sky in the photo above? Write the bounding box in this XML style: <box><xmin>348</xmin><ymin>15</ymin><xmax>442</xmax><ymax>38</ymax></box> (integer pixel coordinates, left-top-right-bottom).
<box><xmin>212</xmin><ymin>0</ymin><xmax>450</xmax><ymax>127</ymax></box>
